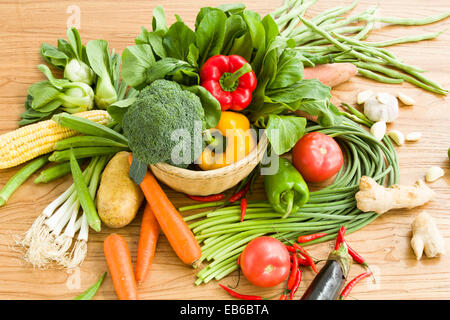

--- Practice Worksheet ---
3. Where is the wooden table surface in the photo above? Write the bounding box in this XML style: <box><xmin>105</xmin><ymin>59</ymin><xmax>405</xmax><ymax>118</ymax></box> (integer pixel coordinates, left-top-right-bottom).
<box><xmin>0</xmin><ymin>0</ymin><xmax>449</xmax><ymax>300</ymax></box>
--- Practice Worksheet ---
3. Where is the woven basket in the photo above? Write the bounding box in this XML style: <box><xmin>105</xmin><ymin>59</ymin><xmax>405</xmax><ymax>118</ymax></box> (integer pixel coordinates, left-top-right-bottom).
<box><xmin>150</xmin><ymin>131</ymin><xmax>268</xmax><ymax>196</ymax></box>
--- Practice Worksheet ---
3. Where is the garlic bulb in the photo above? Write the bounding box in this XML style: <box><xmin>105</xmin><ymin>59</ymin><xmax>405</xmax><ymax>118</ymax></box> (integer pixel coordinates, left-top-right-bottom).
<box><xmin>363</xmin><ymin>92</ymin><xmax>399</xmax><ymax>123</ymax></box>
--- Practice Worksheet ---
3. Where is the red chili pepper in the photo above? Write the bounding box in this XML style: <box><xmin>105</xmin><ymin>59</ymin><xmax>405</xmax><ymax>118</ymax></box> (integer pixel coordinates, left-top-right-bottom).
<box><xmin>287</xmin><ymin>246</ymin><xmax>311</xmax><ymax>266</ymax></box>
<box><xmin>297</xmin><ymin>232</ymin><xmax>328</xmax><ymax>243</ymax></box>
<box><xmin>219</xmin><ymin>284</ymin><xmax>262</xmax><ymax>300</ymax></box>
<box><xmin>334</xmin><ymin>226</ymin><xmax>347</xmax><ymax>250</ymax></box>
<box><xmin>293</xmin><ymin>243</ymin><xmax>318</xmax><ymax>273</ymax></box>
<box><xmin>240</xmin><ymin>198</ymin><xmax>247</xmax><ymax>223</ymax></box>
<box><xmin>339</xmin><ymin>271</ymin><xmax>372</xmax><ymax>300</ymax></box>
<box><xmin>237</xmin><ymin>254</ymin><xmax>241</xmax><ymax>266</ymax></box>
<box><xmin>287</xmin><ymin>254</ymin><xmax>299</xmax><ymax>290</ymax></box>
<box><xmin>346</xmin><ymin>241</ymin><xmax>368</xmax><ymax>266</ymax></box>
<box><xmin>279</xmin><ymin>294</ymin><xmax>288</xmax><ymax>300</ymax></box>
<box><xmin>285</xmin><ymin>245</ymin><xmax>296</xmax><ymax>253</ymax></box>
<box><xmin>296</xmin><ymin>255</ymin><xmax>311</xmax><ymax>267</ymax></box>
<box><xmin>289</xmin><ymin>267</ymin><xmax>302</xmax><ymax>300</ymax></box>
<box><xmin>200</xmin><ymin>55</ymin><xmax>257</xmax><ymax>111</ymax></box>
<box><xmin>229</xmin><ymin>182</ymin><xmax>250</xmax><ymax>203</ymax></box>
<box><xmin>186</xmin><ymin>193</ymin><xmax>225</xmax><ymax>202</ymax></box>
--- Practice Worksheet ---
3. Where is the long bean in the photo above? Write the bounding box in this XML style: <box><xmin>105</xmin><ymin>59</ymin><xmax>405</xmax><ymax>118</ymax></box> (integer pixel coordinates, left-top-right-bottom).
<box><xmin>357</xmin><ymin>67</ymin><xmax>405</xmax><ymax>84</ymax></box>
<box><xmin>368</xmin><ymin>11</ymin><xmax>450</xmax><ymax>26</ymax></box>
<box><xmin>353</xmin><ymin>61</ymin><xmax>449</xmax><ymax>95</ymax></box>
<box><xmin>271</xmin><ymin>1</ymin><xmax>449</xmax><ymax>95</ymax></box>
<box><xmin>365</xmin><ymin>30</ymin><xmax>444</xmax><ymax>47</ymax></box>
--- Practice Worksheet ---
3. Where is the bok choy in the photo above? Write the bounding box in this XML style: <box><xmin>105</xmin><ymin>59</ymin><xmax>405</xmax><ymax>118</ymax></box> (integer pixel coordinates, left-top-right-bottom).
<box><xmin>86</xmin><ymin>40</ymin><xmax>119</xmax><ymax>109</ymax></box>
<box><xmin>26</xmin><ymin>65</ymin><xmax>94</xmax><ymax>115</ymax></box>
<box><xmin>40</xmin><ymin>27</ymin><xmax>95</xmax><ymax>85</ymax></box>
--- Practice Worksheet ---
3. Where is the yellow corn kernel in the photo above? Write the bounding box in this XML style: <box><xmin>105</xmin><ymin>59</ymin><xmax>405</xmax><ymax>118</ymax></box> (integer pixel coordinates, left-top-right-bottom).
<box><xmin>0</xmin><ymin>110</ymin><xmax>111</xmax><ymax>169</ymax></box>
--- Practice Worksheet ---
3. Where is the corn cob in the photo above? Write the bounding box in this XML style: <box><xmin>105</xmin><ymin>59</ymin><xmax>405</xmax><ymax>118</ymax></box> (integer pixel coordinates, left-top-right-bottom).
<box><xmin>0</xmin><ymin>110</ymin><xmax>111</xmax><ymax>169</ymax></box>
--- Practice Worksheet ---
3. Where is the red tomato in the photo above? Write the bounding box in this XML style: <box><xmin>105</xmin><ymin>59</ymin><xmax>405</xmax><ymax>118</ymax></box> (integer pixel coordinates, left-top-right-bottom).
<box><xmin>292</xmin><ymin>132</ymin><xmax>343</xmax><ymax>183</ymax></box>
<box><xmin>240</xmin><ymin>236</ymin><xmax>291</xmax><ymax>288</ymax></box>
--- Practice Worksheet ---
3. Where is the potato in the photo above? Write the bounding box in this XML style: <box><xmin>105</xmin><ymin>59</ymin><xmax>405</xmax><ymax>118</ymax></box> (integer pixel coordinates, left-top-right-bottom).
<box><xmin>97</xmin><ymin>151</ymin><xmax>144</xmax><ymax>228</ymax></box>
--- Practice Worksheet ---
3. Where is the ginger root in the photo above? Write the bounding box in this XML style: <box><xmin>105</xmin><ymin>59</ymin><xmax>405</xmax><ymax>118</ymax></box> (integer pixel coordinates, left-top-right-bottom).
<box><xmin>355</xmin><ymin>176</ymin><xmax>435</xmax><ymax>215</ymax></box>
<box><xmin>411</xmin><ymin>212</ymin><xmax>445</xmax><ymax>260</ymax></box>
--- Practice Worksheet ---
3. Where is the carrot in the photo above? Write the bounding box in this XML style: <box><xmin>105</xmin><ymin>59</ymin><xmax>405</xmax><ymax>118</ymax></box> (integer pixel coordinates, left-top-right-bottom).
<box><xmin>103</xmin><ymin>233</ymin><xmax>138</xmax><ymax>300</ymax></box>
<box><xmin>303</xmin><ymin>63</ymin><xmax>357</xmax><ymax>88</ymax></box>
<box><xmin>128</xmin><ymin>154</ymin><xmax>202</xmax><ymax>266</ymax></box>
<box><xmin>135</xmin><ymin>203</ymin><xmax>160</xmax><ymax>285</ymax></box>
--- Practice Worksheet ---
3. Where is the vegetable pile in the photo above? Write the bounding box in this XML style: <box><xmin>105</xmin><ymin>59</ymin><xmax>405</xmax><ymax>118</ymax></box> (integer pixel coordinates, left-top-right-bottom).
<box><xmin>181</xmin><ymin>114</ymin><xmax>400</xmax><ymax>285</ymax></box>
<box><xmin>0</xmin><ymin>0</ymin><xmax>447</xmax><ymax>300</ymax></box>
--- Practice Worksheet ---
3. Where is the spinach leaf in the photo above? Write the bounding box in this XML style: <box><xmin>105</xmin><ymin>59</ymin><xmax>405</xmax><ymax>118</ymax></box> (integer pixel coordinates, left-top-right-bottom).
<box><xmin>121</xmin><ymin>44</ymin><xmax>156</xmax><ymax>89</ymax></box>
<box><xmin>163</xmin><ymin>21</ymin><xmax>196</xmax><ymax>61</ymax></box>
<box><xmin>295</xmin><ymin>99</ymin><xmax>343</xmax><ymax>127</ymax></box>
<box><xmin>145</xmin><ymin>57</ymin><xmax>199</xmax><ymax>85</ymax></box>
<box><xmin>187</xmin><ymin>43</ymin><xmax>200</xmax><ymax>68</ymax></box>
<box><xmin>242</xmin><ymin>10</ymin><xmax>266</xmax><ymax>75</ymax></box>
<box><xmin>222</xmin><ymin>14</ymin><xmax>248</xmax><ymax>55</ymax></box>
<box><xmin>266</xmin><ymin>79</ymin><xmax>332</xmax><ymax>104</ymax></box>
<box><xmin>152</xmin><ymin>6</ymin><xmax>168</xmax><ymax>33</ymax></box>
<box><xmin>182</xmin><ymin>85</ymin><xmax>221</xmax><ymax>129</ymax></box>
<box><xmin>135</xmin><ymin>27</ymin><xmax>167</xmax><ymax>59</ymax></box>
<box><xmin>217</xmin><ymin>3</ymin><xmax>246</xmax><ymax>16</ymax></box>
<box><xmin>106</xmin><ymin>97</ymin><xmax>138</xmax><ymax>125</ymax></box>
<box><xmin>227</xmin><ymin>32</ymin><xmax>253</xmax><ymax>62</ymax></box>
<box><xmin>267</xmin><ymin>49</ymin><xmax>304</xmax><ymax>90</ymax></box>
<box><xmin>196</xmin><ymin>9</ymin><xmax>227</xmax><ymax>66</ymax></box>
<box><xmin>265</xmin><ymin>114</ymin><xmax>306</xmax><ymax>155</ymax></box>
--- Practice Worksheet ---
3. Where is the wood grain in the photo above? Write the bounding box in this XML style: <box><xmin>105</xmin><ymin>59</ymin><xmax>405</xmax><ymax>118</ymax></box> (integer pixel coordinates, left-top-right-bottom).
<box><xmin>0</xmin><ymin>0</ymin><xmax>449</xmax><ymax>300</ymax></box>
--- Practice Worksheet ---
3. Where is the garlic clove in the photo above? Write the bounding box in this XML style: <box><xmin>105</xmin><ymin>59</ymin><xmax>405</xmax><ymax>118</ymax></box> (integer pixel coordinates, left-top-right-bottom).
<box><xmin>387</xmin><ymin>130</ymin><xmax>405</xmax><ymax>146</ymax></box>
<box><xmin>376</xmin><ymin>92</ymin><xmax>396</xmax><ymax>105</ymax></box>
<box><xmin>405</xmin><ymin>132</ymin><xmax>422</xmax><ymax>142</ymax></box>
<box><xmin>425</xmin><ymin>166</ymin><xmax>444</xmax><ymax>183</ymax></box>
<box><xmin>370</xmin><ymin>121</ymin><xmax>386</xmax><ymax>141</ymax></box>
<box><xmin>397</xmin><ymin>92</ymin><xmax>415</xmax><ymax>106</ymax></box>
<box><xmin>357</xmin><ymin>90</ymin><xmax>374</xmax><ymax>105</ymax></box>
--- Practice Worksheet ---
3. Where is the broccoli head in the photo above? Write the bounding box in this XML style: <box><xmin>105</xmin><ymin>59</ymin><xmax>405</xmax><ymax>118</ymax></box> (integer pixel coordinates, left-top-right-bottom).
<box><xmin>123</xmin><ymin>79</ymin><xmax>205</xmax><ymax>168</ymax></box>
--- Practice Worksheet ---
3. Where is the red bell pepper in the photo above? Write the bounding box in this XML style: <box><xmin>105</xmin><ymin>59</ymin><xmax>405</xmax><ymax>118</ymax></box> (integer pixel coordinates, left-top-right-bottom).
<box><xmin>200</xmin><ymin>55</ymin><xmax>257</xmax><ymax>111</ymax></box>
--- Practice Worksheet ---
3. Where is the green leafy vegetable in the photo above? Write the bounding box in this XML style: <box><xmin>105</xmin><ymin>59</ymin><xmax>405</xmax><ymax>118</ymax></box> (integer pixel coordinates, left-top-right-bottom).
<box><xmin>265</xmin><ymin>115</ymin><xmax>306</xmax><ymax>155</ymax></box>
<box><xmin>40</xmin><ymin>28</ymin><xmax>95</xmax><ymax>85</ymax></box>
<box><xmin>86</xmin><ymin>40</ymin><xmax>119</xmax><ymax>109</ymax></box>
<box><xmin>26</xmin><ymin>65</ymin><xmax>94</xmax><ymax>116</ymax></box>
<box><xmin>120</xmin><ymin>3</ymin><xmax>343</xmax><ymax>155</ymax></box>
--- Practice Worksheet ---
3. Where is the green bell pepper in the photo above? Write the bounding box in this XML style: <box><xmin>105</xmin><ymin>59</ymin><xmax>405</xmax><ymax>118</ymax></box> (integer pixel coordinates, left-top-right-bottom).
<box><xmin>264</xmin><ymin>157</ymin><xmax>309</xmax><ymax>218</ymax></box>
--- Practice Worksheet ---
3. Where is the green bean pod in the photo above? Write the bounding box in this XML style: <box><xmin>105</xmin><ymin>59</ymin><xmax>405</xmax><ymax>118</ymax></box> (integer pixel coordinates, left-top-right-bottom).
<box><xmin>54</xmin><ymin>136</ymin><xmax>129</xmax><ymax>150</ymax></box>
<box><xmin>52</xmin><ymin>112</ymin><xmax>128</xmax><ymax>145</ymax></box>
<box><xmin>0</xmin><ymin>155</ymin><xmax>49</xmax><ymax>206</ymax></box>
<box><xmin>69</xmin><ymin>149</ymin><xmax>101</xmax><ymax>232</ymax></box>
<box><xmin>73</xmin><ymin>272</ymin><xmax>106</xmax><ymax>300</ymax></box>
<box><xmin>34</xmin><ymin>159</ymin><xmax>87</xmax><ymax>183</ymax></box>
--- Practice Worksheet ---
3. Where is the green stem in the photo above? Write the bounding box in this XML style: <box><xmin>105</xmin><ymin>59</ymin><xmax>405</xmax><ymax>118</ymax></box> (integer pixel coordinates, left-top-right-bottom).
<box><xmin>220</xmin><ymin>63</ymin><xmax>252</xmax><ymax>91</ymax></box>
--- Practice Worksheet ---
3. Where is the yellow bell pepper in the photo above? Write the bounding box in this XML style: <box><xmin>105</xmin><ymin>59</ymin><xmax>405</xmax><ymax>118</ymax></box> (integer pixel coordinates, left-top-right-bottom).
<box><xmin>198</xmin><ymin>111</ymin><xmax>256</xmax><ymax>170</ymax></box>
